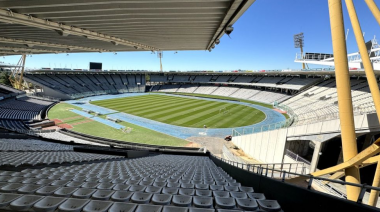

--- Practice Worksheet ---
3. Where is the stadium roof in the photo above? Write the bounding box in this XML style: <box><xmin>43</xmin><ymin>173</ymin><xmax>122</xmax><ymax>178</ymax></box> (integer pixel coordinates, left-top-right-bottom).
<box><xmin>0</xmin><ymin>0</ymin><xmax>255</xmax><ymax>56</ymax></box>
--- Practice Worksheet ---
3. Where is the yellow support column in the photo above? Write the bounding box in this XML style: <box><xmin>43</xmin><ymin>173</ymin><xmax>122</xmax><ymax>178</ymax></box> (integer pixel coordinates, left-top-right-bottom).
<box><xmin>328</xmin><ymin>0</ymin><xmax>361</xmax><ymax>201</ymax></box>
<box><xmin>345</xmin><ymin>0</ymin><xmax>380</xmax><ymax>206</ymax></box>
<box><xmin>364</xmin><ymin>0</ymin><xmax>380</xmax><ymax>26</ymax></box>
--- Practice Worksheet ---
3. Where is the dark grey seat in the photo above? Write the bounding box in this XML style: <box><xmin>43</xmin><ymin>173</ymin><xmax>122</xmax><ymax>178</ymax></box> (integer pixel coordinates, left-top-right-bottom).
<box><xmin>82</xmin><ymin>200</ymin><xmax>113</xmax><ymax>212</ymax></box>
<box><xmin>65</xmin><ymin>181</ymin><xmax>84</xmax><ymax>188</ymax></box>
<box><xmin>33</xmin><ymin>196</ymin><xmax>66</xmax><ymax>212</ymax></box>
<box><xmin>181</xmin><ymin>183</ymin><xmax>194</xmax><ymax>189</ymax></box>
<box><xmin>131</xmin><ymin>192</ymin><xmax>152</xmax><ymax>204</ymax></box>
<box><xmin>193</xmin><ymin>196</ymin><xmax>213</xmax><ymax>208</ymax></box>
<box><xmin>54</xmin><ymin>187</ymin><xmax>78</xmax><ymax>197</ymax></box>
<box><xmin>129</xmin><ymin>185</ymin><xmax>146</xmax><ymax>192</ymax></box>
<box><xmin>163</xmin><ymin>205</ymin><xmax>188</xmax><ymax>212</ymax></box>
<box><xmin>91</xmin><ymin>190</ymin><xmax>115</xmax><ymax>200</ymax></box>
<box><xmin>36</xmin><ymin>186</ymin><xmax>61</xmax><ymax>196</ymax></box>
<box><xmin>236</xmin><ymin>198</ymin><xmax>259</xmax><ymax>211</ymax></box>
<box><xmin>0</xmin><ymin>183</ymin><xmax>24</xmax><ymax>193</ymax></box>
<box><xmin>81</xmin><ymin>182</ymin><xmax>99</xmax><ymax>189</ymax></box>
<box><xmin>247</xmin><ymin>193</ymin><xmax>266</xmax><ymax>200</ymax></box>
<box><xmin>57</xmin><ymin>198</ymin><xmax>90</xmax><ymax>212</ymax></box>
<box><xmin>213</xmin><ymin>191</ymin><xmax>229</xmax><ymax>198</ymax></box>
<box><xmin>139</xmin><ymin>180</ymin><xmax>153</xmax><ymax>186</ymax></box>
<box><xmin>189</xmin><ymin>208</ymin><xmax>215</xmax><ymax>212</ymax></box>
<box><xmin>172</xmin><ymin>195</ymin><xmax>192</xmax><ymax>207</ymax></box>
<box><xmin>108</xmin><ymin>202</ymin><xmax>137</xmax><ymax>212</ymax></box>
<box><xmin>97</xmin><ymin>182</ymin><xmax>115</xmax><ymax>190</ymax></box>
<box><xmin>153</xmin><ymin>182</ymin><xmax>167</xmax><ymax>187</ymax></box>
<box><xmin>9</xmin><ymin>195</ymin><xmax>44</xmax><ymax>211</ymax></box>
<box><xmin>111</xmin><ymin>191</ymin><xmax>134</xmax><ymax>202</ymax></box>
<box><xmin>195</xmin><ymin>184</ymin><xmax>209</xmax><ymax>190</ymax></box>
<box><xmin>135</xmin><ymin>204</ymin><xmax>162</xmax><ymax>212</ymax></box>
<box><xmin>196</xmin><ymin>189</ymin><xmax>212</xmax><ymax>197</ymax></box>
<box><xmin>145</xmin><ymin>186</ymin><xmax>163</xmax><ymax>193</ymax></box>
<box><xmin>0</xmin><ymin>193</ymin><xmax>22</xmax><ymax>208</ymax></box>
<box><xmin>167</xmin><ymin>182</ymin><xmax>180</xmax><ymax>188</ymax></box>
<box><xmin>210</xmin><ymin>185</ymin><xmax>224</xmax><ymax>191</ymax></box>
<box><xmin>126</xmin><ymin>179</ymin><xmax>140</xmax><ymax>185</ymax></box>
<box><xmin>257</xmin><ymin>200</ymin><xmax>281</xmax><ymax>212</ymax></box>
<box><xmin>72</xmin><ymin>188</ymin><xmax>96</xmax><ymax>199</ymax></box>
<box><xmin>17</xmin><ymin>184</ymin><xmax>43</xmax><ymax>194</ymax></box>
<box><xmin>162</xmin><ymin>187</ymin><xmax>178</xmax><ymax>195</ymax></box>
<box><xmin>239</xmin><ymin>186</ymin><xmax>254</xmax><ymax>193</ymax></box>
<box><xmin>151</xmin><ymin>194</ymin><xmax>172</xmax><ymax>205</ymax></box>
<box><xmin>51</xmin><ymin>180</ymin><xmax>71</xmax><ymax>186</ymax></box>
<box><xmin>230</xmin><ymin>191</ymin><xmax>247</xmax><ymax>199</ymax></box>
<box><xmin>113</xmin><ymin>184</ymin><xmax>131</xmax><ymax>191</ymax></box>
<box><xmin>224</xmin><ymin>186</ymin><xmax>239</xmax><ymax>192</ymax></box>
<box><xmin>179</xmin><ymin>188</ymin><xmax>195</xmax><ymax>196</ymax></box>
<box><xmin>214</xmin><ymin>197</ymin><xmax>236</xmax><ymax>209</ymax></box>
<box><xmin>112</xmin><ymin>179</ymin><xmax>127</xmax><ymax>184</ymax></box>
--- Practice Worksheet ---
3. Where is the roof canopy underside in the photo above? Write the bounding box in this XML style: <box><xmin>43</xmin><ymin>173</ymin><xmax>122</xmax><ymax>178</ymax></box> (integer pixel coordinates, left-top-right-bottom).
<box><xmin>0</xmin><ymin>0</ymin><xmax>255</xmax><ymax>56</ymax></box>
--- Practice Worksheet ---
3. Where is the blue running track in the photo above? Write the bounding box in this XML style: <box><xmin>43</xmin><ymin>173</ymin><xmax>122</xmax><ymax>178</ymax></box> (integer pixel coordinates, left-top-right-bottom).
<box><xmin>66</xmin><ymin>93</ymin><xmax>285</xmax><ymax>139</ymax></box>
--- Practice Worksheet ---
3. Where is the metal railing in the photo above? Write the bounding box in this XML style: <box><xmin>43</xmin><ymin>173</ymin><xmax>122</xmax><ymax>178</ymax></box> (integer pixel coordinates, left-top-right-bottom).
<box><xmin>285</xmin><ymin>149</ymin><xmax>311</xmax><ymax>166</ymax></box>
<box><xmin>211</xmin><ymin>154</ymin><xmax>380</xmax><ymax>206</ymax></box>
<box><xmin>232</xmin><ymin>118</ymin><xmax>293</xmax><ymax>137</ymax></box>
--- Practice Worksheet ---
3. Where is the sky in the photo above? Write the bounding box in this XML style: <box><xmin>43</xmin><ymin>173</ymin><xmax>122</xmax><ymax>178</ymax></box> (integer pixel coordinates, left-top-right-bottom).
<box><xmin>1</xmin><ymin>0</ymin><xmax>379</xmax><ymax>71</ymax></box>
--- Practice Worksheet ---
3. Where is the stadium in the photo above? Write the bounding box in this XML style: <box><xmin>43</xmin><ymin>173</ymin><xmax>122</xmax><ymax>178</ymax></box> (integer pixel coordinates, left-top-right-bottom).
<box><xmin>1</xmin><ymin>0</ymin><xmax>380</xmax><ymax>212</ymax></box>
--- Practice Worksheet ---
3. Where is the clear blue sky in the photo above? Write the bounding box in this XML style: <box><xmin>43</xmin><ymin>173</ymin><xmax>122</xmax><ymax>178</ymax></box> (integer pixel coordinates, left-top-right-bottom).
<box><xmin>2</xmin><ymin>0</ymin><xmax>379</xmax><ymax>71</ymax></box>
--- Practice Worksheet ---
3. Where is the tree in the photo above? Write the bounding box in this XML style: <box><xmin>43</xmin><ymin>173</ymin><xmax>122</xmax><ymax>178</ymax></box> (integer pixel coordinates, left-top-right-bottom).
<box><xmin>0</xmin><ymin>71</ymin><xmax>12</xmax><ymax>86</ymax></box>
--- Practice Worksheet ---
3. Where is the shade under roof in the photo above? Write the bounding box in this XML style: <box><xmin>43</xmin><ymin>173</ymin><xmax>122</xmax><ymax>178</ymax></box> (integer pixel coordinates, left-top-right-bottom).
<box><xmin>0</xmin><ymin>0</ymin><xmax>255</xmax><ymax>56</ymax></box>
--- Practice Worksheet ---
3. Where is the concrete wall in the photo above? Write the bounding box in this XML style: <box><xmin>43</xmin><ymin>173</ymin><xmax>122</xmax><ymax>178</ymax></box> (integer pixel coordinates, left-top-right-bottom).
<box><xmin>232</xmin><ymin>112</ymin><xmax>380</xmax><ymax>164</ymax></box>
<box><xmin>232</xmin><ymin>128</ymin><xmax>287</xmax><ymax>163</ymax></box>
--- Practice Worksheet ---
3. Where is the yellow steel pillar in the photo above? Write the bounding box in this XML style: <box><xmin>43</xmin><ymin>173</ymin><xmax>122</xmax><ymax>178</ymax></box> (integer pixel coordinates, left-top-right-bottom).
<box><xmin>328</xmin><ymin>0</ymin><xmax>361</xmax><ymax>201</ymax></box>
<box><xmin>345</xmin><ymin>0</ymin><xmax>380</xmax><ymax>206</ymax></box>
<box><xmin>364</xmin><ymin>0</ymin><xmax>380</xmax><ymax>26</ymax></box>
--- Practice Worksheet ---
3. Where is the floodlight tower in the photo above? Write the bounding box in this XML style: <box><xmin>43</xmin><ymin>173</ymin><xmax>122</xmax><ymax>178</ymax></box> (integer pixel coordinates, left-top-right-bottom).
<box><xmin>157</xmin><ymin>51</ymin><xmax>163</xmax><ymax>72</ymax></box>
<box><xmin>294</xmin><ymin>33</ymin><xmax>306</xmax><ymax>69</ymax></box>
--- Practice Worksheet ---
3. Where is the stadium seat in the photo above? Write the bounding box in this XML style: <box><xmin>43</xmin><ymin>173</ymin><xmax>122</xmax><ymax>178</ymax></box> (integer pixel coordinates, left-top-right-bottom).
<box><xmin>193</xmin><ymin>196</ymin><xmax>213</xmax><ymax>208</ymax></box>
<box><xmin>214</xmin><ymin>197</ymin><xmax>236</xmax><ymax>209</ymax></box>
<box><xmin>57</xmin><ymin>198</ymin><xmax>90</xmax><ymax>212</ymax></box>
<box><xmin>135</xmin><ymin>204</ymin><xmax>163</xmax><ymax>212</ymax></box>
<box><xmin>0</xmin><ymin>193</ymin><xmax>22</xmax><ymax>208</ymax></box>
<box><xmin>131</xmin><ymin>192</ymin><xmax>152</xmax><ymax>204</ymax></box>
<box><xmin>82</xmin><ymin>200</ymin><xmax>113</xmax><ymax>212</ymax></box>
<box><xmin>236</xmin><ymin>198</ymin><xmax>259</xmax><ymax>211</ymax></box>
<box><xmin>33</xmin><ymin>196</ymin><xmax>66</xmax><ymax>212</ymax></box>
<box><xmin>108</xmin><ymin>202</ymin><xmax>137</xmax><ymax>212</ymax></box>
<box><xmin>110</xmin><ymin>191</ymin><xmax>134</xmax><ymax>202</ymax></box>
<box><xmin>257</xmin><ymin>200</ymin><xmax>282</xmax><ymax>212</ymax></box>
<box><xmin>151</xmin><ymin>193</ymin><xmax>172</xmax><ymax>205</ymax></box>
<box><xmin>163</xmin><ymin>205</ymin><xmax>189</xmax><ymax>212</ymax></box>
<box><xmin>9</xmin><ymin>195</ymin><xmax>44</xmax><ymax>211</ymax></box>
<box><xmin>172</xmin><ymin>195</ymin><xmax>192</xmax><ymax>207</ymax></box>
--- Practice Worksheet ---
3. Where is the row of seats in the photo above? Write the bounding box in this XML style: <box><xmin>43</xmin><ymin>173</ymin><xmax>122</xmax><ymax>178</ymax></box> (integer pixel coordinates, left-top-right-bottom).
<box><xmin>0</xmin><ymin>155</ymin><xmax>283</xmax><ymax>211</ymax></box>
<box><xmin>0</xmin><ymin>120</ymin><xmax>29</xmax><ymax>131</ymax></box>
<box><xmin>0</xmin><ymin>193</ymin><xmax>280</xmax><ymax>211</ymax></box>
<box><xmin>0</xmin><ymin>96</ymin><xmax>54</xmax><ymax>121</ymax></box>
<box><xmin>0</xmin><ymin>138</ymin><xmax>74</xmax><ymax>152</ymax></box>
<box><xmin>281</xmin><ymin>78</ymin><xmax>379</xmax><ymax>125</ymax></box>
<box><xmin>150</xmin><ymin>75</ymin><xmax>319</xmax><ymax>90</ymax></box>
<box><xmin>154</xmin><ymin>85</ymin><xmax>290</xmax><ymax>104</ymax></box>
<box><xmin>0</xmin><ymin>152</ymin><xmax>124</xmax><ymax>167</ymax></box>
<box><xmin>0</xmin><ymin>84</ymin><xmax>24</xmax><ymax>99</ymax></box>
<box><xmin>24</xmin><ymin>74</ymin><xmax>146</xmax><ymax>98</ymax></box>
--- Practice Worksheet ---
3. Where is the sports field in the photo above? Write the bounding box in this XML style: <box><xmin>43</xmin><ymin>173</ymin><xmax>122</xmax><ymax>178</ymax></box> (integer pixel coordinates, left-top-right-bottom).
<box><xmin>91</xmin><ymin>94</ymin><xmax>266</xmax><ymax>128</ymax></box>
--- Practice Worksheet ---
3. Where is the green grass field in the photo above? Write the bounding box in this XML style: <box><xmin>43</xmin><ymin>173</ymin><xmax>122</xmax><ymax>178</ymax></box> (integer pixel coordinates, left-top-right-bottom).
<box><xmin>91</xmin><ymin>94</ymin><xmax>266</xmax><ymax>128</ymax></box>
<box><xmin>48</xmin><ymin>103</ymin><xmax>188</xmax><ymax>146</ymax></box>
